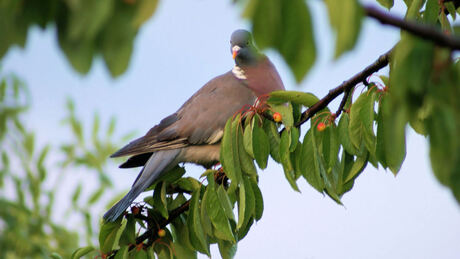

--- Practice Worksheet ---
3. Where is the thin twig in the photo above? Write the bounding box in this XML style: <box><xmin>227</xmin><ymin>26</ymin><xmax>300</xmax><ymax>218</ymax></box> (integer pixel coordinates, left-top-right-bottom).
<box><xmin>335</xmin><ymin>89</ymin><xmax>351</xmax><ymax>118</ymax></box>
<box><xmin>296</xmin><ymin>48</ymin><xmax>393</xmax><ymax>127</ymax></box>
<box><xmin>135</xmin><ymin>200</ymin><xmax>191</xmax><ymax>245</ymax></box>
<box><xmin>364</xmin><ymin>5</ymin><xmax>460</xmax><ymax>50</ymax></box>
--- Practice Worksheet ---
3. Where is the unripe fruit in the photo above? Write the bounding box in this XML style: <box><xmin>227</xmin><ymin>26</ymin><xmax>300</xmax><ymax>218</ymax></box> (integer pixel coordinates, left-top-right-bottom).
<box><xmin>158</xmin><ymin>229</ymin><xmax>166</xmax><ymax>237</ymax></box>
<box><xmin>317</xmin><ymin>122</ymin><xmax>326</xmax><ymax>131</ymax></box>
<box><xmin>273</xmin><ymin>112</ymin><xmax>282</xmax><ymax>123</ymax></box>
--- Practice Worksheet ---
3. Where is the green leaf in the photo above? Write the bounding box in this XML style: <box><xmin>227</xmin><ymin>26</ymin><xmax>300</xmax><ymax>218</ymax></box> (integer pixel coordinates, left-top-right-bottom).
<box><xmin>276</xmin><ymin>0</ymin><xmax>316</xmax><ymax>82</ymax></box>
<box><xmin>88</xmin><ymin>187</ymin><xmax>105</xmax><ymax>205</ymax></box>
<box><xmin>37</xmin><ymin>144</ymin><xmax>50</xmax><ymax>168</ymax></box>
<box><xmin>221</xmin><ymin>118</ymin><xmax>242</xmax><ymax>184</ymax></box>
<box><xmin>450</xmin><ymin>155</ymin><xmax>460</xmax><ymax>203</ymax></box>
<box><xmin>389</xmin><ymin>34</ymin><xmax>434</xmax><ymax>105</ymax></box>
<box><xmin>250</xmin><ymin>179</ymin><xmax>264</xmax><ymax>221</ymax></box>
<box><xmin>187</xmin><ymin>190</ymin><xmax>210</xmax><ymax>255</ymax></box>
<box><xmin>200</xmin><ymin>187</ymin><xmax>214</xmax><ymax>237</ymax></box>
<box><xmin>376</xmin><ymin>95</ymin><xmax>407</xmax><ymax>174</ymax></box>
<box><xmin>338</xmin><ymin>113</ymin><xmax>357</xmax><ymax>155</ymax></box>
<box><xmin>251</xmin><ymin>0</ymin><xmax>282</xmax><ymax>49</ymax></box>
<box><xmin>237</xmin><ymin>176</ymin><xmax>255</xmax><ymax>232</ymax></box>
<box><xmin>100</xmin><ymin>1</ymin><xmax>138</xmax><ymax>77</ymax></box>
<box><xmin>72</xmin><ymin>183</ymin><xmax>82</xmax><ymax>205</ymax></box>
<box><xmin>119</xmin><ymin>215</ymin><xmax>136</xmax><ymax>246</ymax></box>
<box><xmin>300</xmin><ymin>129</ymin><xmax>325</xmax><ymax>192</ymax></box>
<box><xmin>50</xmin><ymin>253</ymin><xmax>63</xmax><ymax>259</ymax></box>
<box><xmin>324</xmin><ymin>0</ymin><xmax>363</xmax><ymax>58</ymax></box>
<box><xmin>175</xmin><ymin>177</ymin><xmax>201</xmax><ymax>192</ymax></box>
<box><xmin>133</xmin><ymin>0</ymin><xmax>159</xmax><ymax>28</ymax></box>
<box><xmin>58</xmin><ymin>36</ymin><xmax>94</xmax><ymax>75</ymax></box>
<box><xmin>280</xmin><ymin>129</ymin><xmax>300</xmax><ymax>191</ymax></box>
<box><xmin>205</xmin><ymin>175</ymin><xmax>235</xmax><ymax>242</ymax></box>
<box><xmin>24</xmin><ymin>132</ymin><xmax>35</xmax><ymax>157</ymax></box>
<box><xmin>268</xmin><ymin>91</ymin><xmax>319</xmax><ymax>107</ymax></box>
<box><xmin>289</xmin><ymin>127</ymin><xmax>299</xmax><ymax>152</ymax></box>
<box><xmin>321</xmin><ymin>124</ymin><xmax>340</xmax><ymax>170</ymax></box>
<box><xmin>237</xmin><ymin>180</ymin><xmax>247</xmax><ymax>230</ymax></box>
<box><xmin>99</xmin><ymin>218</ymin><xmax>126</xmax><ymax>254</ymax></box>
<box><xmin>424</xmin><ymin>0</ymin><xmax>440</xmax><ymax>23</ymax></box>
<box><xmin>243</xmin><ymin>122</ymin><xmax>254</xmax><ymax>158</ymax></box>
<box><xmin>133</xmin><ymin>249</ymin><xmax>148</xmax><ymax>259</ymax></box>
<box><xmin>153</xmin><ymin>182</ymin><xmax>168</xmax><ymax>218</ymax></box>
<box><xmin>427</xmin><ymin>106</ymin><xmax>458</xmax><ymax>186</ymax></box>
<box><xmin>279</xmin><ymin>129</ymin><xmax>291</xmax><ymax>158</ymax></box>
<box><xmin>337</xmin><ymin>150</ymin><xmax>355</xmax><ymax>195</ymax></box>
<box><xmin>349</xmin><ymin>91</ymin><xmax>376</xmax><ymax>155</ymax></box>
<box><xmin>67</xmin><ymin>0</ymin><xmax>114</xmax><ymax>41</ymax></box>
<box><xmin>114</xmin><ymin>246</ymin><xmax>129</xmax><ymax>259</ymax></box>
<box><xmin>439</xmin><ymin>11</ymin><xmax>453</xmax><ymax>33</ymax></box>
<box><xmin>376</xmin><ymin>0</ymin><xmax>394</xmax><ymax>9</ymax></box>
<box><xmin>155</xmin><ymin>165</ymin><xmax>186</xmax><ymax>185</ymax></box>
<box><xmin>218</xmin><ymin>240</ymin><xmax>237</xmax><ymax>259</ymax></box>
<box><xmin>237</xmin><ymin>122</ymin><xmax>258</xmax><ymax>177</ymax></box>
<box><xmin>107</xmin><ymin>117</ymin><xmax>116</xmax><ymax>137</ymax></box>
<box><xmin>345</xmin><ymin>153</ymin><xmax>369</xmax><ymax>183</ymax></box>
<box><xmin>170</xmin><ymin>216</ymin><xmax>197</xmax><ymax>259</ymax></box>
<box><xmin>444</xmin><ymin>1</ymin><xmax>457</xmax><ymax>20</ymax></box>
<box><xmin>169</xmin><ymin>193</ymin><xmax>187</xmax><ymax>211</ymax></box>
<box><xmin>250</xmin><ymin>0</ymin><xmax>316</xmax><ymax>81</ymax></box>
<box><xmin>263</xmin><ymin>119</ymin><xmax>281</xmax><ymax>163</ymax></box>
<box><xmin>252</xmin><ymin>118</ymin><xmax>270</xmax><ymax>169</ymax></box>
<box><xmin>92</xmin><ymin>113</ymin><xmax>100</xmax><ymax>142</ymax></box>
<box><xmin>71</xmin><ymin>246</ymin><xmax>95</xmax><ymax>259</ymax></box>
<box><xmin>217</xmin><ymin>185</ymin><xmax>235</xmax><ymax>221</ymax></box>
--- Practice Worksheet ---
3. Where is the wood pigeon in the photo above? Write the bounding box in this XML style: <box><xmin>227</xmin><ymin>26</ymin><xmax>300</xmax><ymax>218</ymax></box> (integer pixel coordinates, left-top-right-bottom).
<box><xmin>103</xmin><ymin>29</ymin><xmax>285</xmax><ymax>222</ymax></box>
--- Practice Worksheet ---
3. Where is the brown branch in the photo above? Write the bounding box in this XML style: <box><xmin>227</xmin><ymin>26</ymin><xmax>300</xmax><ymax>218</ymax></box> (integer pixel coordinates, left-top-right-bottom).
<box><xmin>364</xmin><ymin>5</ymin><xmax>460</xmax><ymax>50</ymax></box>
<box><xmin>296</xmin><ymin>48</ymin><xmax>393</xmax><ymax>127</ymax></box>
<box><xmin>135</xmin><ymin>200</ymin><xmax>191</xmax><ymax>245</ymax></box>
<box><xmin>335</xmin><ymin>88</ymin><xmax>351</xmax><ymax>118</ymax></box>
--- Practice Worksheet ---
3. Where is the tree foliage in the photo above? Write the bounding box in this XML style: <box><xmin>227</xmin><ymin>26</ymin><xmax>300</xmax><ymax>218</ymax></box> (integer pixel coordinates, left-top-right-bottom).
<box><xmin>0</xmin><ymin>0</ymin><xmax>158</xmax><ymax>77</ymax></box>
<box><xmin>1</xmin><ymin>0</ymin><xmax>460</xmax><ymax>258</ymax></box>
<box><xmin>0</xmin><ymin>69</ymin><xmax>129</xmax><ymax>258</ymax></box>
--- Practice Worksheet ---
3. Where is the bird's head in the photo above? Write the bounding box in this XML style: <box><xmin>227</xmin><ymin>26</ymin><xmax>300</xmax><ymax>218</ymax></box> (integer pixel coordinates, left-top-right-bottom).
<box><xmin>230</xmin><ymin>29</ymin><xmax>261</xmax><ymax>66</ymax></box>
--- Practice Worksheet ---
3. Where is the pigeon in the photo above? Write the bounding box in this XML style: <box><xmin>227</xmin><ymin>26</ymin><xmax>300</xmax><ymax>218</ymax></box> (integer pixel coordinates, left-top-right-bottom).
<box><xmin>103</xmin><ymin>29</ymin><xmax>285</xmax><ymax>222</ymax></box>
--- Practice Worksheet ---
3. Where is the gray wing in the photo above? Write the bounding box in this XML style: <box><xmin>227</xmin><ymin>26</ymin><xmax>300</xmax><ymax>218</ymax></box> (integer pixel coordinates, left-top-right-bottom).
<box><xmin>111</xmin><ymin>71</ymin><xmax>256</xmax><ymax>162</ymax></box>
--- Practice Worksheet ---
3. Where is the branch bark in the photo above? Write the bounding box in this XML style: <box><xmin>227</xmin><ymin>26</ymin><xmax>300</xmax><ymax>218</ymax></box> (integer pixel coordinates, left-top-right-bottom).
<box><xmin>296</xmin><ymin>48</ymin><xmax>393</xmax><ymax>127</ymax></box>
<box><xmin>364</xmin><ymin>5</ymin><xmax>460</xmax><ymax>50</ymax></box>
<box><xmin>135</xmin><ymin>200</ymin><xmax>190</xmax><ymax>245</ymax></box>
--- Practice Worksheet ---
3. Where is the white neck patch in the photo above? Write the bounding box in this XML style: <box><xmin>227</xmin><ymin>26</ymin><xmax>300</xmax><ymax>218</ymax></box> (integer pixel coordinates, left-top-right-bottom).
<box><xmin>232</xmin><ymin>65</ymin><xmax>247</xmax><ymax>80</ymax></box>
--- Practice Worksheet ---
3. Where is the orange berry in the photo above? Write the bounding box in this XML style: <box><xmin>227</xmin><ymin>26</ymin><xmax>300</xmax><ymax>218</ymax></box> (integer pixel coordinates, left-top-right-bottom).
<box><xmin>317</xmin><ymin>122</ymin><xmax>326</xmax><ymax>132</ymax></box>
<box><xmin>273</xmin><ymin>112</ymin><xmax>282</xmax><ymax>123</ymax></box>
<box><xmin>158</xmin><ymin>229</ymin><xmax>166</xmax><ymax>237</ymax></box>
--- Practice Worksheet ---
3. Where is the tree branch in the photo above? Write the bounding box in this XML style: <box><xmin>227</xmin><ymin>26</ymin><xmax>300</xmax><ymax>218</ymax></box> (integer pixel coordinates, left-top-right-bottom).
<box><xmin>364</xmin><ymin>5</ymin><xmax>460</xmax><ymax>50</ymax></box>
<box><xmin>135</xmin><ymin>200</ymin><xmax>191</xmax><ymax>245</ymax></box>
<box><xmin>335</xmin><ymin>88</ymin><xmax>351</xmax><ymax>118</ymax></box>
<box><xmin>295</xmin><ymin>48</ymin><xmax>393</xmax><ymax>127</ymax></box>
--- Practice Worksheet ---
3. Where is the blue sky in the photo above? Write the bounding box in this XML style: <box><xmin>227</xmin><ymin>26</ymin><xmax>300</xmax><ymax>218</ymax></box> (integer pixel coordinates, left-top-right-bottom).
<box><xmin>3</xmin><ymin>0</ymin><xmax>460</xmax><ymax>258</ymax></box>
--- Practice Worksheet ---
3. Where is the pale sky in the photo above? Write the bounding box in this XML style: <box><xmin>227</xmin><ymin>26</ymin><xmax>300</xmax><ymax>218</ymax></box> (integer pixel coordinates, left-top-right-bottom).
<box><xmin>3</xmin><ymin>0</ymin><xmax>460</xmax><ymax>258</ymax></box>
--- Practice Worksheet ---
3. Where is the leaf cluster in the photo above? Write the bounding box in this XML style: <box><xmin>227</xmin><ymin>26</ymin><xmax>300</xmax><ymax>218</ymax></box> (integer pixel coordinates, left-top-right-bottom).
<box><xmin>0</xmin><ymin>69</ymin><xmax>129</xmax><ymax>258</ymax></box>
<box><xmin>0</xmin><ymin>0</ymin><xmax>159</xmax><ymax>77</ymax></box>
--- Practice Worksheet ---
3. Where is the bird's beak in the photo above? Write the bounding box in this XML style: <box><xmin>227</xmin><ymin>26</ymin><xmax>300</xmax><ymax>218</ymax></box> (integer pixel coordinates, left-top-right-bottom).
<box><xmin>232</xmin><ymin>50</ymin><xmax>238</xmax><ymax>59</ymax></box>
<box><xmin>232</xmin><ymin>45</ymin><xmax>241</xmax><ymax>60</ymax></box>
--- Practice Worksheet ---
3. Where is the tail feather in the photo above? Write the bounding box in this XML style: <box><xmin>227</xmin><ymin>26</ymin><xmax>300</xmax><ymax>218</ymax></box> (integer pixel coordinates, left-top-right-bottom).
<box><xmin>103</xmin><ymin>149</ymin><xmax>181</xmax><ymax>222</ymax></box>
